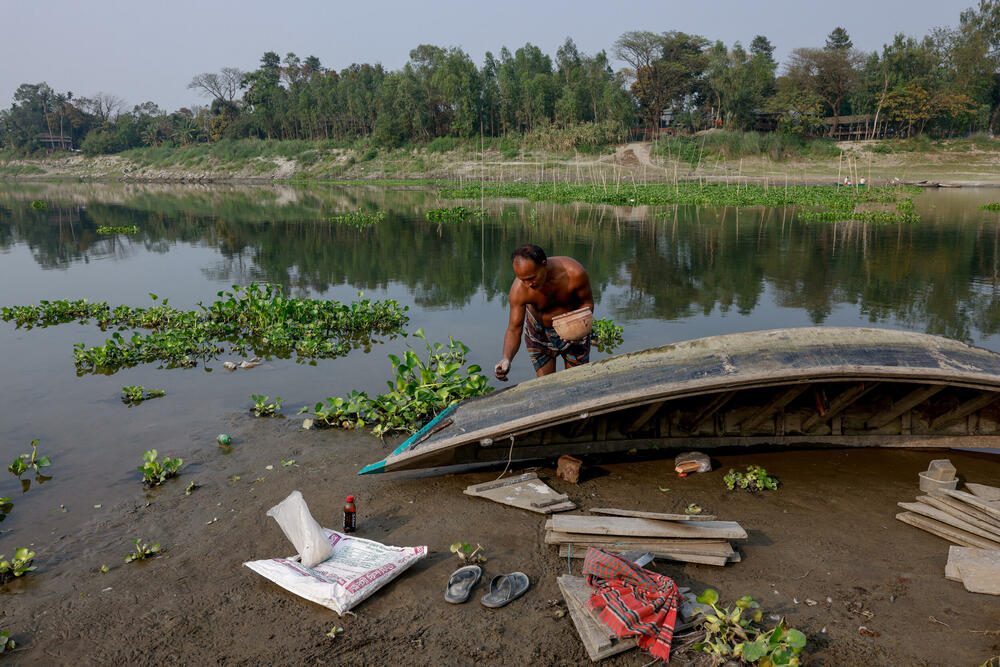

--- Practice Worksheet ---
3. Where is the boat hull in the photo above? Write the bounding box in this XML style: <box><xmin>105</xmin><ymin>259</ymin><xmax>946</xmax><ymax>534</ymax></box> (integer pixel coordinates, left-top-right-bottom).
<box><xmin>360</xmin><ymin>327</ymin><xmax>1000</xmax><ymax>474</ymax></box>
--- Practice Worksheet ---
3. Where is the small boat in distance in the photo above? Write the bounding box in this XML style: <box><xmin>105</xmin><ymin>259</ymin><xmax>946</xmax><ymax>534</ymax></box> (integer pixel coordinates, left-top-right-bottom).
<box><xmin>359</xmin><ymin>327</ymin><xmax>1000</xmax><ymax>475</ymax></box>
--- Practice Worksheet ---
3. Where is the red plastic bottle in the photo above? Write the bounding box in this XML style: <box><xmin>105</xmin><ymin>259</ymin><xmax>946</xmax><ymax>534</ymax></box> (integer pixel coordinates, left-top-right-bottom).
<box><xmin>343</xmin><ymin>495</ymin><xmax>357</xmax><ymax>533</ymax></box>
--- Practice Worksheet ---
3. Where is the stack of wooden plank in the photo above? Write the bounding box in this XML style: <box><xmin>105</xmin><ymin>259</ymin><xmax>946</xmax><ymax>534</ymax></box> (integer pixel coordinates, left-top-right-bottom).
<box><xmin>556</xmin><ymin>575</ymin><xmax>637</xmax><ymax>662</ymax></box>
<box><xmin>556</xmin><ymin>574</ymin><xmax>708</xmax><ymax>662</ymax></box>
<box><xmin>895</xmin><ymin>485</ymin><xmax>1000</xmax><ymax>551</ymax></box>
<box><xmin>545</xmin><ymin>508</ymin><xmax>746</xmax><ymax>566</ymax></box>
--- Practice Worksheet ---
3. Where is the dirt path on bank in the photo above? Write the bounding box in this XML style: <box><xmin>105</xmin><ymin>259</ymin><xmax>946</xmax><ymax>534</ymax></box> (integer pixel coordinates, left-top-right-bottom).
<box><xmin>2</xmin><ymin>412</ymin><xmax>998</xmax><ymax>665</ymax></box>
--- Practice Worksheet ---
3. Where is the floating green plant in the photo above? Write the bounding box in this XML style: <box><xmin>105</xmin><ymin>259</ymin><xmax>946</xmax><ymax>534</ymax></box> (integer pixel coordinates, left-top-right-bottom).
<box><xmin>8</xmin><ymin>439</ymin><xmax>50</xmax><ymax>478</ymax></box>
<box><xmin>440</xmin><ymin>181</ymin><xmax>919</xmax><ymax>220</ymax></box>
<box><xmin>439</xmin><ymin>181</ymin><xmax>919</xmax><ymax>207</ymax></box>
<box><xmin>0</xmin><ymin>548</ymin><xmax>36</xmax><ymax>583</ymax></box>
<box><xmin>250</xmin><ymin>394</ymin><xmax>282</xmax><ymax>417</ymax></box>
<box><xmin>96</xmin><ymin>225</ymin><xmax>139</xmax><ymax>234</ymax></box>
<box><xmin>981</xmin><ymin>202</ymin><xmax>1000</xmax><ymax>211</ymax></box>
<box><xmin>300</xmin><ymin>329</ymin><xmax>491</xmax><ymax>437</ymax></box>
<box><xmin>425</xmin><ymin>206</ymin><xmax>484</xmax><ymax>222</ymax></box>
<box><xmin>121</xmin><ymin>385</ymin><xmax>166</xmax><ymax>404</ymax></box>
<box><xmin>328</xmin><ymin>208</ymin><xmax>386</xmax><ymax>227</ymax></box>
<box><xmin>592</xmin><ymin>318</ymin><xmax>623</xmax><ymax>354</ymax></box>
<box><xmin>3</xmin><ymin>283</ymin><xmax>409</xmax><ymax>374</ymax></box>
<box><xmin>798</xmin><ymin>198</ymin><xmax>918</xmax><ymax>224</ymax></box>
<box><xmin>30</xmin><ymin>200</ymin><xmax>47</xmax><ymax>211</ymax></box>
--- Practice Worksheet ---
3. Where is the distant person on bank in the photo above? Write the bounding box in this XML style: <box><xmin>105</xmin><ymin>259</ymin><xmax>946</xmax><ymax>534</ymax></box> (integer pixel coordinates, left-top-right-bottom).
<box><xmin>494</xmin><ymin>244</ymin><xmax>595</xmax><ymax>381</ymax></box>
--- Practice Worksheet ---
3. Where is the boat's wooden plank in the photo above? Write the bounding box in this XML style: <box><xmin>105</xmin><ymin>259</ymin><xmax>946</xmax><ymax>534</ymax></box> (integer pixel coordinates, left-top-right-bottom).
<box><xmin>930</xmin><ymin>391</ymin><xmax>1000</xmax><ymax>431</ymax></box>
<box><xmin>623</xmin><ymin>400</ymin><xmax>666</xmax><ymax>434</ymax></box>
<box><xmin>681</xmin><ymin>391</ymin><xmax>735</xmax><ymax>432</ymax></box>
<box><xmin>558</xmin><ymin>545</ymin><xmax>730</xmax><ymax>566</ymax></box>
<box><xmin>896</xmin><ymin>511</ymin><xmax>1000</xmax><ymax>549</ymax></box>
<box><xmin>898</xmin><ymin>501</ymin><xmax>1000</xmax><ymax>545</ymax></box>
<box><xmin>589</xmin><ymin>508</ymin><xmax>717</xmax><ymax>522</ymax></box>
<box><xmin>866</xmin><ymin>384</ymin><xmax>945</xmax><ymax>429</ymax></box>
<box><xmin>918</xmin><ymin>494</ymin><xmax>1000</xmax><ymax>533</ymax></box>
<box><xmin>740</xmin><ymin>384</ymin><xmax>811</xmax><ymax>434</ymax></box>
<box><xmin>801</xmin><ymin>382</ymin><xmax>878</xmax><ymax>432</ymax></box>
<box><xmin>550</xmin><ymin>515</ymin><xmax>747</xmax><ymax>540</ymax></box>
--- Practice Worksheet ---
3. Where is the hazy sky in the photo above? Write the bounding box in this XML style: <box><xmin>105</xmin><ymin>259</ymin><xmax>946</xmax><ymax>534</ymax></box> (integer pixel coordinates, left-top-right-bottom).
<box><xmin>2</xmin><ymin>0</ymin><xmax>971</xmax><ymax>112</ymax></box>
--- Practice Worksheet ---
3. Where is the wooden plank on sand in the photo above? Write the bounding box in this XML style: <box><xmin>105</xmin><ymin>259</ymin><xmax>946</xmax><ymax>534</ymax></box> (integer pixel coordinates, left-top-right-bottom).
<box><xmin>946</xmin><ymin>546</ymin><xmax>1000</xmax><ymax>595</ymax></box>
<box><xmin>916</xmin><ymin>495</ymin><xmax>1000</xmax><ymax>536</ymax></box>
<box><xmin>549</xmin><ymin>515</ymin><xmax>747</xmax><ymax>540</ymax></box>
<box><xmin>558</xmin><ymin>545</ymin><xmax>730</xmax><ymax>566</ymax></box>
<box><xmin>898</xmin><ymin>501</ymin><xmax>1000</xmax><ymax>545</ymax></box>
<box><xmin>895</xmin><ymin>511</ymin><xmax>1000</xmax><ymax>549</ymax></box>
<box><xmin>941</xmin><ymin>489</ymin><xmax>1000</xmax><ymax>521</ymax></box>
<box><xmin>543</xmin><ymin>531</ymin><xmax>729</xmax><ymax>548</ymax></box>
<box><xmin>589</xmin><ymin>507</ymin><xmax>717</xmax><ymax>522</ymax></box>
<box><xmin>556</xmin><ymin>575</ymin><xmax>636</xmax><ymax>662</ymax></box>
<box><xmin>464</xmin><ymin>473</ymin><xmax>576</xmax><ymax>514</ymax></box>
<box><xmin>966</xmin><ymin>483</ymin><xmax>1000</xmax><ymax>503</ymax></box>
<box><xmin>550</xmin><ymin>535</ymin><xmax>733</xmax><ymax>558</ymax></box>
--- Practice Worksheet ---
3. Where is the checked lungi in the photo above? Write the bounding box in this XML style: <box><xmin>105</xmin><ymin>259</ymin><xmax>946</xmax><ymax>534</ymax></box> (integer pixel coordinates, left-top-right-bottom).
<box><xmin>582</xmin><ymin>547</ymin><xmax>680</xmax><ymax>662</ymax></box>
<box><xmin>523</xmin><ymin>308</ymin><xmax>591</xmax><ymax>371</ymax></box>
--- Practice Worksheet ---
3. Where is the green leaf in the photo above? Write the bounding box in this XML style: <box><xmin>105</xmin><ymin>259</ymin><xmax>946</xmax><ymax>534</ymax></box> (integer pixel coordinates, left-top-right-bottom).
<box><xmin>741</xmin><ymin>640</ymin><xmax>768</xmax><ymax>662</ymax></box>
<box><xmin>696</xmin><ymin>588</ymin><xmax>719</xmax><ymax>605</ymax></box>
<box><xmin>785</xmin><ymin>629</ymin><xmax>807</xmax><ymax>649</ymax></box>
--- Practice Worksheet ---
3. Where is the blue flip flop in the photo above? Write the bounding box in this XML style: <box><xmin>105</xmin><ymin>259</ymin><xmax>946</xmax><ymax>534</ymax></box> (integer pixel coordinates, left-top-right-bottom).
<box><xmin>445</xmin><ymin>565</ymin><xmax>482</xmax><ymax>603</ymax></box>
<box><xmin>480</xmin><ymin>572</ymin><xmax>530</xmax><ymax>608</ymax></box>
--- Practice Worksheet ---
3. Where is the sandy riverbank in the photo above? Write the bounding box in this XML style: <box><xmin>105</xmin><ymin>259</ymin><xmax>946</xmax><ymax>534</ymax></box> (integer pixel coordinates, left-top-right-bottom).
<box><xmin>3</xmin><ymin>412</ymin><xmax>998</xmax><ymax>665</ymax></box>
<box><xmin>5</xmin><ymin>140</ymin><xmax>1000</xmax><ymax>188</ymax></box>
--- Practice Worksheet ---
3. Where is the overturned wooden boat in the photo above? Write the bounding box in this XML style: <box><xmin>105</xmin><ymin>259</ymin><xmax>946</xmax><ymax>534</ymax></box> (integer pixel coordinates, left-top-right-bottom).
<box><xmin>360</xmin><ymin>327</ymin><xmax>1000</xmax><ymax>475</ymax></box>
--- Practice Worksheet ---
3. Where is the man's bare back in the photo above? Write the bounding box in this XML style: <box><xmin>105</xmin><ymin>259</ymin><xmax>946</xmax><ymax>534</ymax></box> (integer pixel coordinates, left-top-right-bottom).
<box><xmin>495</xmin><ymin>245</ymin><xmax>594</xmax><ymax>381</ymax></box>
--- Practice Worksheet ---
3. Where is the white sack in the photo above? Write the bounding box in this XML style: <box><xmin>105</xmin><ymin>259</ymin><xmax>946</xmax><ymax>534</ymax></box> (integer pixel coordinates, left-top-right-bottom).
<box><xmin>244</xmin><ymin>529</ymin><xmax>427</xmax><ymax>614</ymax></box>
<box><xmin>265</xmin><ymin>490</ymin><xmax>333</xmax><ymax>567</ymax></box>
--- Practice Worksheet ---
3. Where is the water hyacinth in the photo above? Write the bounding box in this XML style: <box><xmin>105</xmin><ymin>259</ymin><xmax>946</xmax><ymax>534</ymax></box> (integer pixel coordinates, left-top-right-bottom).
<box><xmin>440</xmin><ymin>181</ymin><xmax>920</xmax><ymax>223</ymax></box>
<box><xmin>2</xmin><ymin>283</ymin><xmax>409</xmax><ymax>374</ymax></box>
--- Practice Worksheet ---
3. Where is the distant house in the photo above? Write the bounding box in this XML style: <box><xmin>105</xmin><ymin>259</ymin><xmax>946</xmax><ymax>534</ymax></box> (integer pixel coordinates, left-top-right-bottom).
<box><xmin>38</xmin><ymin>133</ymin><xmax>74</xmax><ymax>151</ymax></box>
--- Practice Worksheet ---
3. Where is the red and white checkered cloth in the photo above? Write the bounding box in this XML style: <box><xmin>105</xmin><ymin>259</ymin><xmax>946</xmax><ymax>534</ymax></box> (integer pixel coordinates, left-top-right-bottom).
<box><xmin>582</xmin><ymin>547</ymin><xmax>680</xmax><ymax>661</ymax></box>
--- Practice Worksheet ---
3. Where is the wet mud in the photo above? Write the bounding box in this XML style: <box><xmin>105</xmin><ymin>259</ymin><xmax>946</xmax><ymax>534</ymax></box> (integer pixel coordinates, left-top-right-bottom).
<box><xmin>2</xmin><ymin>417</ymin><xmax>999</xmax><ymax>665</ymax></box>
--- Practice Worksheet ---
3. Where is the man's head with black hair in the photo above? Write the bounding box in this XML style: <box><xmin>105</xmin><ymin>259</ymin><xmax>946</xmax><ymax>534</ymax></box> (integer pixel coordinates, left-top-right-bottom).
<box><xmin>511</xmin><ymin>244</ymin><xmax>548</xmax><ymax>291</ymax></box>
<box><xmin>511</xmin><ymin>244</ymin><xmax>547</xmax><ymax>266</ymax></box>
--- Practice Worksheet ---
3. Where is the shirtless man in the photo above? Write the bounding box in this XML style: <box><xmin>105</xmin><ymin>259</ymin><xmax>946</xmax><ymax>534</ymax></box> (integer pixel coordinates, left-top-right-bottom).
<box><xmin>494</xmin><ymin>244</ymin><xmax>595</xmax><ymax>381</ymax></box>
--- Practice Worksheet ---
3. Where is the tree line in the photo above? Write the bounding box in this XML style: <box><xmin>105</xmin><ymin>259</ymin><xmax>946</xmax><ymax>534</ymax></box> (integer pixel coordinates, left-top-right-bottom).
<box><xmin>2</xmin><ymin>1</ymin><xmax>1000</xmax><ymax>155</ymax></box>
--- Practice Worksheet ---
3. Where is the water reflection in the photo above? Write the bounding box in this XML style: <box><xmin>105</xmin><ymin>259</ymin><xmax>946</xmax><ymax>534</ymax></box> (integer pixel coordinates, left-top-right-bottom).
<box><xmin>2</xmin><ymin>183</ymin><xmax>1000</xmax><ymax>344</ymax></box>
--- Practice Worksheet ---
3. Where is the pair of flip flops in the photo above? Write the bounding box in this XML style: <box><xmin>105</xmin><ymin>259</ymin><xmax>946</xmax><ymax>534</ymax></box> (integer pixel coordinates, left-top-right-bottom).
<box><xmin>444</xmin><ymin>565</ymin><xmax>529</xmax><ymax>607</ymax></box>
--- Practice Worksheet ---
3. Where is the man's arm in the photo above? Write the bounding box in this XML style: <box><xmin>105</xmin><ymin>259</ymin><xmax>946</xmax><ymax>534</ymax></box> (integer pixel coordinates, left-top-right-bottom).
<box><xmin>495</xmin><ymin>290</ymin><xmax>526</xmax><ymax>381</ymax></box>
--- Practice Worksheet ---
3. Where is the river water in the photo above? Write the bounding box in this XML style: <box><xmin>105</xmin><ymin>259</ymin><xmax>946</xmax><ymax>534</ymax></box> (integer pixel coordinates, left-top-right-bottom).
<box><xmin>2</xmin><ymin>182</ymin><xmax>999</xmax><ymax>532</ymax></box>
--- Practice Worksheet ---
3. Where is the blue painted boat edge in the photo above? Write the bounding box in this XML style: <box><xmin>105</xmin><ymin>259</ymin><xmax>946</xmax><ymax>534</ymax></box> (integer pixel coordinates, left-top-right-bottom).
<box><xmin>357</xmin><ymin>403</ymin><xmax>459</xmax><ymax>475</ymax></box>
<box><xmin>358</xmin><ymin>460</ymin><xmax>385</xmax><ymax>475</ymax></box>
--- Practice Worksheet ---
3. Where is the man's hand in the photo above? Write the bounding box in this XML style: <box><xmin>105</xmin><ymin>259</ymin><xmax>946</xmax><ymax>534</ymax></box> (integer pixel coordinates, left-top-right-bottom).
<box><xmin>494</xmin><ymin>358</ymin><xmax>511</xmax><ymax>381</ymax></box>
